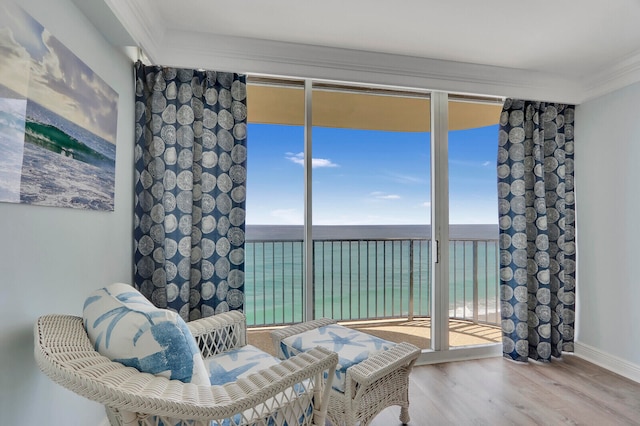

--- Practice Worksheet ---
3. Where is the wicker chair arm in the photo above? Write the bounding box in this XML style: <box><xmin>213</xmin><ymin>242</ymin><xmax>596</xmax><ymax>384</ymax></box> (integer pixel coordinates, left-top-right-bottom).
<box><xmin>187</xmin><ymin>311</ymin><xmax>247</xmax><ymax>357</ymax></box>
<box><xmin>346</xmin><ymin>342</ymin><xmax>420</xmax><ymax>387</ymax></box>
<box><xmin>270</xmin><ymin>318</ymin><xmax>337</xmax><ymax>359</ymax></box>
<box><xmin>35</xmin><ymin>314</ymin><xmax>338</xmax><ymax>422</ymax></box>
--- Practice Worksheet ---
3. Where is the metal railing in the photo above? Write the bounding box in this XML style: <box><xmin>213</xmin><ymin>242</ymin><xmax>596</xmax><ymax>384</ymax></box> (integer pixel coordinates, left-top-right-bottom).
<box><xmin>244</xmin><ymin>225</ymin><xmax>499</xmax><ymax>327</ymax></box>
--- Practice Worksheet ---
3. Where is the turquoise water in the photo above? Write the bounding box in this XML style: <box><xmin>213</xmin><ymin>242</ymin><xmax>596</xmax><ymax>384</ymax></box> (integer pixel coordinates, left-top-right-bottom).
<box><xmin>244</xmin><ymin>239</ymin><xmax>499</xmax><ymax>326</ymax></box>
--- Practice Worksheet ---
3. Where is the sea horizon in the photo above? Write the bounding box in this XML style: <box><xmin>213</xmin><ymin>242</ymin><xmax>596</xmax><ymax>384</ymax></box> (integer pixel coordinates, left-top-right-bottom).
<box><xmin>243</xmin><ymin>223</ymin><xmax>500</xmax><ymax>327</ymax></box>
<box><xmin>246</xmin><ymin>223</ymin><xmax>499</xmax><ymax>241</ymax></box>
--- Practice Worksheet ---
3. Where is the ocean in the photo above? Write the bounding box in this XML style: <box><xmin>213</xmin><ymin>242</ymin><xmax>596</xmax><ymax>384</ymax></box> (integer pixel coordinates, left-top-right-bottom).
<box><xmin>243</xmin><ymin>225</ymin><xmax>500</xmax><ymax>327</ymax></box>
<box><xmin>0</xmin><ymin>93</ymin><xmax>116</xmax><ymax>210</ymax></box>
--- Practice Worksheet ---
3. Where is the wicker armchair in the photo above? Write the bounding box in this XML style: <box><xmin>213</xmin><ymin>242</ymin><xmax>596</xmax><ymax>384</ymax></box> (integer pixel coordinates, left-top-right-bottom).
<box><xmin>35</xmin><ymin>311</ymin><xmax>338</xmax><ymax>426</ymax></box>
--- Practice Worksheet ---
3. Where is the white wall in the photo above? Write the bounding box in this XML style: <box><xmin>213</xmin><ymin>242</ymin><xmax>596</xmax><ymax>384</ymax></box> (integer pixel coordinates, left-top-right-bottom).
<box><xmin>575</xmin><ymin>82</ymin><xmax>640</xmax><ymax>380</ymax></box>
<box><xmin>0</xmin><ymin>0</ymin><xmax>134</xmax><ymax>424</ymax></box>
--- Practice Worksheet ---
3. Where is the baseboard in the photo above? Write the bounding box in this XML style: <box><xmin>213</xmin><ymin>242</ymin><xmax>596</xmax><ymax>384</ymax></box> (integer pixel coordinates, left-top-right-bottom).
<box><xmin>574</xmin><ymin>341</ymin><xmax>640</xmax><ymax>384</ymax></box>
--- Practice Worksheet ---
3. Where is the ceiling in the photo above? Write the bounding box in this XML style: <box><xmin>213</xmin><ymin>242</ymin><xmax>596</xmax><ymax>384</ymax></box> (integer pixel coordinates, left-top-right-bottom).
<box><xmin>151</xmin><ymin>0</ymin><xmax>640</xmax><ymax>78</ymax></box>
<box><xmin>75</xmin><ymin>0</ymin><xmax>640</xmax><ymax>103</ymax></box>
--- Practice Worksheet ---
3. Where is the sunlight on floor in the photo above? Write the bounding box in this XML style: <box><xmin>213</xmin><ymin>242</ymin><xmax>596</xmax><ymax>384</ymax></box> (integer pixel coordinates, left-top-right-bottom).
<box><xmin>247</xmin><ymin>317</ymin><xmax>501</xmax><ymax>355</ymax></box>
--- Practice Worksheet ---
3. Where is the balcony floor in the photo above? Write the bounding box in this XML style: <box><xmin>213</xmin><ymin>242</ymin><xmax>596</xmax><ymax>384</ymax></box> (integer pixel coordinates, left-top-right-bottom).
<box><xmin>247</xmin><ymin>317</ymin><xmax>501</xmax><ymax>356</ymax></box>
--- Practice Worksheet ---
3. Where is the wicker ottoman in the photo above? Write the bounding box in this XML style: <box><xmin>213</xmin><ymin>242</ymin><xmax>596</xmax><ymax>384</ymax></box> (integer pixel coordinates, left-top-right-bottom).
<box><xmin>271</xmin><ymin>318</ymin><xmax>420</xmax><ymax>426</ymax></box>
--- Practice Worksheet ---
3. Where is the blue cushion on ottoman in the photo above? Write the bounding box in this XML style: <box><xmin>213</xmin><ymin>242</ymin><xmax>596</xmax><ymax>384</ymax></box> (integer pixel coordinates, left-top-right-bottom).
<box><xmin>280</xmin><ymin>324</ymin><xmax>394</xmax><ymax>393</ymax></box>
<box><xmin>83</xmin><ymin>283</ymin><xmax>209</xmax><ymax>386</ymax></box>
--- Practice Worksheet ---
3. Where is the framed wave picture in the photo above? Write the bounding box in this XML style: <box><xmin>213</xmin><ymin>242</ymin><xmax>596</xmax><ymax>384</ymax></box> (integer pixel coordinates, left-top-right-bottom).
<box><xmin>0</xmin><ymin>2</ymin><xmax>118</xmax><ymax>211</ymax></box>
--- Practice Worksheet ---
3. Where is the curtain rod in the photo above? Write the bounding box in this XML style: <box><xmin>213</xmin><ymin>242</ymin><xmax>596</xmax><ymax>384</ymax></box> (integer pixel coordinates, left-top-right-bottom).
<box><xmin>136</xmin><ymin>46</ymin><xmax>151</xmax><ymax>64</ymax></box>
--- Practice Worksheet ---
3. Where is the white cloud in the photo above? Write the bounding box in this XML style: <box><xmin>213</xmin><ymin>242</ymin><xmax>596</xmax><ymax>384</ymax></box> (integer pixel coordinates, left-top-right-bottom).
<box><xmin>0</xmin><ymin>28</ymin><xmax>31</xmax><ymax>97</ymax></box>
<box><xmin>450</xmin><ymin>159</ymin><xmax>494</xmax><ymax>168</ymax></box>
<box><xmin>370</xmin><ymin>191</ymin><xmax>401</xmax><ymax>200</ymax></box>
<box><xmin>29</xmin><ymin>30</ymin><xmax>119</xmax><ymax>144</ymax></box>
<box><xmin>386</xmin><ymin>172</ymin><xmax>426</xmax><ymax>185</ymax></box>
<box><xmin>284</xmin><ymin>152</ymin><xmax>303</xmax><ymax>165</ymax></box>
<box><xmin>0</xmin><ymin>10</ymin><xmax>119</xmax><ymax>144</ymax></box>
<box><xmin>312</xmin><ymin>158</ymin><xmax>339</xmax><ymax>168</ymax></box>
<box><xmin>285</xmin><ymin>152</ymin><xmax>338</xmax><ymax>168</ymax></box>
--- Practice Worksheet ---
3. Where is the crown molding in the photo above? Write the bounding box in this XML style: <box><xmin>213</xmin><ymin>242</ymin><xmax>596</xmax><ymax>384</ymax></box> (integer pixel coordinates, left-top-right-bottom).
<box><xmin>103</xmin><ymin>0</ymin><xmax>163</xmax><ymax>63</ymax></box>
<box><xmin>103</xmin><ymin>2</ymin><xmax>640</xmax><ymax>104</ymax></box>
<box><xmin>153</xmin><ymin>30</ymin><xmax>584</xmax><ymax>104</ymax></box>
<box><xmin>580</xmin><ymin>49</ymin><xmax>640</xmax><ymax>102</ymax></box>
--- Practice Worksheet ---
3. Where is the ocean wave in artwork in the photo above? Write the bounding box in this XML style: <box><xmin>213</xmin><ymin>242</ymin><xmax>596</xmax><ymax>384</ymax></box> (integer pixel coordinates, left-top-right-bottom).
<box><xmin>18</xmin><ymin>142</ymin><xmax>115</xmax><ymax>211</ymax></box>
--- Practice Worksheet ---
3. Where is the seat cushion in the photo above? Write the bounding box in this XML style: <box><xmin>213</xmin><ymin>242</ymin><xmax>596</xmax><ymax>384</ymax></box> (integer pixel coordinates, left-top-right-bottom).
<box><xmin>204</xmin><ymin>345</ymin><xmax>314</xmax><ymax>425</ymax></box>
<box><xmin>204</xmin><ymin>344</ymin><xmax>281</xmax><ymax>386</ymax></box>
<box><xmin>280</xmin><ymin>324</ymin><xmax>395</xmax><ymax>393</ymax></box>
<box><xmin>83</xmin><ymin>283</ymin><xmax>209</xmax><ymax>386</ymax></box>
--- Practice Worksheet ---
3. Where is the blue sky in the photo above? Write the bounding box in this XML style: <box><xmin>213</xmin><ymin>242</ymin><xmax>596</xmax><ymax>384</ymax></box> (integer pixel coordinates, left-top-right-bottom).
<box><xmin>246</xmin><ymin>123</ymin><xmax>498</xmax><ymax>225</ymax></box>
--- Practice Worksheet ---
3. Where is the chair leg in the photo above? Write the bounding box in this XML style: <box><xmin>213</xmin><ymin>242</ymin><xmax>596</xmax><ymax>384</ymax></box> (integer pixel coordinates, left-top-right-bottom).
<box><xmin>400</xmin><ymin>406</ymin><xmax>410</xmax><ymax>425</ymax></box>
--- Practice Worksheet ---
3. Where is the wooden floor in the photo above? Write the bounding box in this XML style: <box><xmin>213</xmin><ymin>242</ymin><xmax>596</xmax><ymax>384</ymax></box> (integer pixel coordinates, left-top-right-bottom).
<box><xmin>369</xmin><ymin>355</ymin><xmax>640</xmax><ymax>426</ymax></box>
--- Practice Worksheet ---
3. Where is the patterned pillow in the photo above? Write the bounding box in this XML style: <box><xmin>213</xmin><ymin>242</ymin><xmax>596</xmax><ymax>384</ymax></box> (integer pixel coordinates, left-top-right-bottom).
<box><xmin>280</xmin><ymin>324</ymin><xmax>395</xmax><ymax>393</ymax></box>
<box><xmin>83</xmin><ymin>283</ymin><xmax>209</xmax><ymax>386</ymax></box>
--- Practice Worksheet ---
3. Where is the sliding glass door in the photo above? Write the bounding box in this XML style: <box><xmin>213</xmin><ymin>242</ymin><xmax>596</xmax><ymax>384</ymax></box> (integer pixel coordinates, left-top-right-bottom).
<box><xmin>244</xmin><ymin>80</ymin><xmax>306</xmax><ymax>326</ymax></box>
<box><xmin>245</xmin><ymin>77</ymin><xmax>503</xmax><ymax>359</ymax></box>
<box><xmin>447</xmin><ymin>98</ymin><xmax>502</xmax><ymax>348</ymax></box>
<box><xmin>311</xmin><ymin>84</ymin><xmax>431</xmax><ymax>349</ymax></box>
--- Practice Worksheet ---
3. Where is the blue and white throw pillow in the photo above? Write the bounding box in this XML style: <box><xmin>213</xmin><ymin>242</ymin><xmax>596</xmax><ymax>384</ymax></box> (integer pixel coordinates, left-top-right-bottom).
<box><xmin>83</xmin><ymin>283</ymin><xmax>209</xmax><ymax>386</ymax></box>
<box><xmin>280</xmin><ymin>324</ymin><xmax>395</xmax><ymax>393</ymax></box>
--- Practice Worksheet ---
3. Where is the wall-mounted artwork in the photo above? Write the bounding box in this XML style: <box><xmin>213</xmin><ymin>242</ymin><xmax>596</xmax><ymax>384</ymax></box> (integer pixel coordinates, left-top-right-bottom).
<box><xmin>0</xmin><ymin>2</ymin><xmax>118</xmax><ymax>211</ymax></box>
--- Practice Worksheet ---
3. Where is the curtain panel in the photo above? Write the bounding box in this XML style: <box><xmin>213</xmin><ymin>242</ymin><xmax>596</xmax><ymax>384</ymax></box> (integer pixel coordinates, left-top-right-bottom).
<box><xmin>133</xmin><ymin>62</ymin><xmax>248</xmax><ymax>322</ymax></box>
<box><xmin>498</xmin><ymin>99</ymin><xmax>576</xmax><ymax>362</ymax></box>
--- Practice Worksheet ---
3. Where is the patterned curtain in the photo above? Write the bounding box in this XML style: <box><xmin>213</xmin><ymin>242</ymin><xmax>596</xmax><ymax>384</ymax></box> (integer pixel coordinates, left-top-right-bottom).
<box><xmin>498</xmin><ymin>99</ymin><xmax>576</xmax><ymax>362</ymax></box>
<box><xmin>133</xmin><ymin>62</ymin><xmax>248</xmax><ymax>322</ymax></box>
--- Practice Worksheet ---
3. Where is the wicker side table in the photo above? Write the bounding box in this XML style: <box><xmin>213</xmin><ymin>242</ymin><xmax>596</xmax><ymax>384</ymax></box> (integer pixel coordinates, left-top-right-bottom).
<box><xmin>271</xmin><ymin>318</ymin><xmax>420</xmax><ymax>426</ymax></box>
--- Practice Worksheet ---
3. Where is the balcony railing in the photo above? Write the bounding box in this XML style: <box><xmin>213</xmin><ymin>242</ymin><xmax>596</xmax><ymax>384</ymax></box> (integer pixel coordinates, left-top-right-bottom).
<box><xmin>244</xmin><ymin>225</ymin><xmax>499</xmax><ymax>328</ymax></box>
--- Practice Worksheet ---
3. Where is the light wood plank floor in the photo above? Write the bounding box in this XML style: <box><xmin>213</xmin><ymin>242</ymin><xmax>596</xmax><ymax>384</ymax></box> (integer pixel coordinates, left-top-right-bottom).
<box><xmin>369</xmin><ymin>355</ymin><xmax>640</xmax><ymax>426</ymax></box>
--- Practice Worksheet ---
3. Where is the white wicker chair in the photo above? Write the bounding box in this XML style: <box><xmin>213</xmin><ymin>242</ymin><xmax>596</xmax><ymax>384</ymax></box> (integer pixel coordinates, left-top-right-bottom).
<box><xmin>271</xmin><ymin>318</ymin><xmax>420</xmax><ymax>426</ymax></box>
<box><xmin>35</xmin><ymin>311</ymin><xmax>338</xmax><ymax>426</ymax></box>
